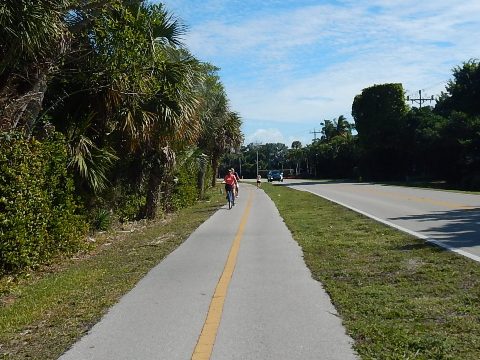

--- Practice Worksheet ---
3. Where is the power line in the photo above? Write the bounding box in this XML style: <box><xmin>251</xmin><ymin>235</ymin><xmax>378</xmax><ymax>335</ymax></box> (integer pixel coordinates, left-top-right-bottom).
<box><xmin>406</xmin><ymin>90</ymin><xmax>435</xmax><ymax>108</ymax></box>
<box><xmin>310</xmin><ymin>128</ymin><xmax>321</xmax><ymax>140</ymax></box>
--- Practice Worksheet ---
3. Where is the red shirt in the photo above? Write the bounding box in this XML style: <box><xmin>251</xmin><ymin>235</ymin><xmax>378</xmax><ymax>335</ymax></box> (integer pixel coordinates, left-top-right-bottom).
<box><xmin>224</xmin><ymin>173</ymin><xmax>237</xmax><ymax>186</ymax></box>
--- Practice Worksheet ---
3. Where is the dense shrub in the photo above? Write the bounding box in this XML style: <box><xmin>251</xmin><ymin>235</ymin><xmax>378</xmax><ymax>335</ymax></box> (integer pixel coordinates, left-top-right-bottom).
<box><xmin>115</xmin><ymin>193</ymin><xmax>146</xmax><ymax>223</ymax></box>
<box><xmin>171</xmin><ymin>162</ymin><xmax>199</xmax><ymax>211</ymax></box>
<box><xmin>91</xmin><ymin>183</ymin><xmax>146</xmax><ymax>225</ymax></box>
<box><xmin>0</xmin><ymin>132</ymin><xmax>87</xmax><ymax>273</ymax></box>
<box><xmin>171</xmin><ymin>153</ymin><xmax>211</xmax><ymax>210</ymax></box>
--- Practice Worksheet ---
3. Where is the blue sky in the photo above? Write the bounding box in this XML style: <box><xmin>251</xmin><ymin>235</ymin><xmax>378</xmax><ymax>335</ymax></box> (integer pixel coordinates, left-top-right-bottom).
<box><xmin>157</xmin><ymin>0</ymin><xmax>480</xmax><ymax>147</ymax></box>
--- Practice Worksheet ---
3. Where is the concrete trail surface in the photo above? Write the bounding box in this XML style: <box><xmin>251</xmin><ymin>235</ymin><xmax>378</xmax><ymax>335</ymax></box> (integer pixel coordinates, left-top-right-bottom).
<box><xmin>59</xmin><ymin>184</ymin><xmax>357</xmax><ymax>360</ymax></box>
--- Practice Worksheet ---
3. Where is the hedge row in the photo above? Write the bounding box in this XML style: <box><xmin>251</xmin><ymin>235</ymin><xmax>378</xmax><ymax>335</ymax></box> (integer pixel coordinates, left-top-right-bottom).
<box><xmin>171</xmin><ymin>155</ymin><xmax>212</xmax><ymax>211</ymax></box>
<box><xmin>0</xmin><ymin>132</ymin><xmax>87</xmax><ymax>273</ymax></box>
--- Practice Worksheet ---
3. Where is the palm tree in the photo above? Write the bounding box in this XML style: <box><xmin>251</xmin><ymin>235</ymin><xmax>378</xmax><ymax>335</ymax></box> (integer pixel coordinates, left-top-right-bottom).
<box><xmin>0</xmin><ymin>0</ymin><xmax>114</xmax><ymax>133</ymax></box>
<box><xmin>0</xmin><ymin>0</ymin><xmax>72</xmax><ymax>132</ymax></box>
<box><xmin>39</xmin><ymin>1</ymin><xmax>202</xmax><ymax>217</ymax></box>
<box><xmin>290</xmin><ymin>141</ymin><xmax>303</xmax><ymax>175</ymax></box>
<box><xmin>321</xmin><ymin>115</ymin><xmax>353</xmax><ymax>141</ymax></box>
<box><xmin>94</xmin><ymin>2</ymin><xmax>203</xmax><ymax>218</ymax></box>
<box><xmin>140</xmin><ymin>48</ymin><xmax>204</xmax><ymax>218</ymax></box>
<box><xmin>321</xmin><ymin>120</ymin><xmax>336</xmax><ymax>141</ymax></box>
<box><xmin>199</xmin><ymin>93</ymin><xmax>243</xmax><ymax>187</ymax></box>
<box><xmin>335</xmin><ymin>115</ymin><xmax>353</xmax><ymax>137</ymax></box>
<box><xmin>213</xmin><ymin>111</ymin><xmax>243</xmax><ymax>185</ymax></box>
<box><xmin>195</xmin><ymin>65</ymin><xmax>243</xmax><ymax>187</ymax></box>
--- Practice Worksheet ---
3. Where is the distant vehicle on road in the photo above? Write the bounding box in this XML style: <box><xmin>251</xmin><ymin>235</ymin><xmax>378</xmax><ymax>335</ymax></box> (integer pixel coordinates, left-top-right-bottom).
<box><xmin>267</xmin><ymin>170</ymin><xmax>283</xmax><ymax>182</ymax></box>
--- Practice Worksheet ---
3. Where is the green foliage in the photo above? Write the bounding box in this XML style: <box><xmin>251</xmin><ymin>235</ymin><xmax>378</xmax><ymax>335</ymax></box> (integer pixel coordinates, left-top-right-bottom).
<box><xmin>442</xmin><ymin>112</ymin><xmax>480</xmax><ymax>187</ymax></box>
<box><xmin>403</xmin><ymin>107</ymin><xmax>448</xmax><ymax>179</ymax></box>
<box><xmin>228</xmin><ymin>143</ymin><xmax>288</xmax><ymax>178</ymax></box>
<box><xmin>86</xmin><ymin>180</ymin><xmax>146</xmax><ymax>224</ymax></box>
<box><xmin>65</xmin><ymin>115</ymin><xmax>119</xmax><ymax>193</ymax></box>
<box><xmin>92</xmin><ymin>209</ymin><xmax>112</xmax><ymax>231</ymax></box>
<box><xmin>171</xmin><ymin>151</ymin><xmax>205</xmax><ymax>210</ymax></box>
<box><xmin>115</xmin><ymin>194</ymin><xmax>146</xmax><ymax>223</ymax></box>
<box><xmin>352</xmin><ymin>83</ymin><xmax>408</xmax><ymax>147</ymax></box>
<box><xmin>308</xmin><ymin>134</ymin><xmax>358</xmax><ymax>178</ymax></box>
<box><xmin>1</xmin><ymin>0</ymin><xmax>242</xmax><ymax>227</ymax></box>
<box><xmin>0</xmin><ymin>132</ymin><xmax>87</xmax><ymax>273</ymax></box>
<box><xmin>435</xmin><ymin>59</ymin><xmax>480</xmax><ymax>117</ymax></box>
<box><xmin>0</xmin><ymin>0</ymin><xmax>70</xmax><ymax>75</ymax></box>
<box><xmin>352</xmin><ymin>83</ymin><xmax>409</xmax><ymax>179</ymax></box>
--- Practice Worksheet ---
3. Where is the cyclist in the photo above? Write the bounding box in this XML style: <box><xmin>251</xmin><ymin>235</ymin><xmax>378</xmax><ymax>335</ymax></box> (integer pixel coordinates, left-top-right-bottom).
<box><xmin>231</xmin><ymin>168</ymin><xmax>240</xmax><ymax>197</ymax></box>
<box><xmin>224</xmin><ymin>168</ymin><xmax>237</xmax><ymax>207</ymax></box>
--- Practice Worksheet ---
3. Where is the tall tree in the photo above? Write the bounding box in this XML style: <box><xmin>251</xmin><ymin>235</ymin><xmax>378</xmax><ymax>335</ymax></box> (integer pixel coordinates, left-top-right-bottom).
<box><xmin>0</xmin><ymin>0</ymin><xmax>71</xmax><ymax>131</ymax></box>
<box><xmin>433</xmin><ymin>59</ymin><xmax>480</xmax><ymax>187</ymax></box>
<box><xmin>435</xmin><ymin>59</ymin><xmax>480</xmax><ymax>117</ymax></box>
<box><xmin>42</xmin><ymin>1</ymin><xmax>204</xmax><ymax>217</ymax></box>
<box><xmin>196</xmin><ymin>66</ymin><xmax>243</xmax><ymax>187</ymax></box>
<box><xmin>403</xmin><ymin>107</ymin><xmax>447</xmax><ymax>179</ymax></box>
<box><xmin>0</xmin><ymin>0</ymin><xmax>114</xmax><ymax>133</ymax></box>
<box><xmin>336</xmin><ymin>115</ymin><xmax>353</xmax><ymax>137</ymax></box>
<box><xmin>352</xmin><ymin>83</ymin><xmax>408</xmax><ymax>179</ymax></box>
<box><xmin>289</xmin><ymin>141</ymin><xmax>303</xmax><ymax>175</ymax></box>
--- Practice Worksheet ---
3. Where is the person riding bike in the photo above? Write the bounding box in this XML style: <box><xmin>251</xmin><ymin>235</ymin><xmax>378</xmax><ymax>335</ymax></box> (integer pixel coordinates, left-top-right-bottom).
<box><xmin>231</xmin><ymin>168</ymin><xmax>240</xmax><ymax>197</ymax></box>
<box><xmin>224</xmin><ymin>168</ymin><xmax>237</xmax><ymax>208</ymax></box>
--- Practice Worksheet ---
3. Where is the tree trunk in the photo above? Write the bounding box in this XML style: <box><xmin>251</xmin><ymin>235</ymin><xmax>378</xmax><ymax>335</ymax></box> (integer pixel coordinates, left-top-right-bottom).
<box><xmin>143</xmin><ymin>159</ymin><xmax>162</xmax><ymax>220</ymax></box>
<box><xmin>0</xmin><ymin>64</ymin><xmax>50</xmax><ymax>133</ymax></box>
<box><xmin>211</xmin><ymin>155</ymin><xmax>219</xmax><ymax>188</ymax></box>
<box><xmin>197</xmin><ymin>166</ymin><xmax>205</xmax><ymax>200</ymax></box>
<box><xmin>143</xmin><ymin>145</ymin><xmax>176</xmax><ymax>219</ymax></box>
<box><xmin>196</xmin><ymin>153</ymin><xmax>208</xmax><ymax>199</ymax></box>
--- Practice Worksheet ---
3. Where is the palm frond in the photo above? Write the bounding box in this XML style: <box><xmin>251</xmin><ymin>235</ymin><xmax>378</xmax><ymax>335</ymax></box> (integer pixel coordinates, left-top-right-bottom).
<box><xmin>66</xmin><ymin>115</ymin><xmax>118</xmax><ymax>193</ymax></box>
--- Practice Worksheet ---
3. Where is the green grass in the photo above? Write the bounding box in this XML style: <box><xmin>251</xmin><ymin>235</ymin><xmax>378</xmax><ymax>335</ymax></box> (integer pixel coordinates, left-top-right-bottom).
<box><xmin>263</xmin><ymin>183</ymin><xmax>480</xmax><ymax>360</ymax></box>
<box><xmin>2</xmin><ymin>183</ymin><xmax>479</xmax><ymax>359</ymax></box>
<box><xmin>0</xmin><ymin>187</ymin><xmax>225</xmax><ymax>360</ymax></box>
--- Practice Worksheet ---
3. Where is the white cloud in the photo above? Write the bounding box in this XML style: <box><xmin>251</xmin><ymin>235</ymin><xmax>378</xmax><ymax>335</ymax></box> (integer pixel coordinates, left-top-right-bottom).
<box><xmin>160</xmin><ymin>0</ymin><xmax>480</xmax><ymax>143</ymax></box>
<box><xmin>245</xmin><ymin>128</ymin><xmax>285</xmax><ymax>144</ymax></box>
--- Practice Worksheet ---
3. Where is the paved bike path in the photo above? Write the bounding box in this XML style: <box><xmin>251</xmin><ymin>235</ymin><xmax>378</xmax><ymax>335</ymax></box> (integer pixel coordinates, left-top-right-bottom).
<box><xmin>59</xmin><ymin>185</ymin><xmax>357</xmax><ymax>360</ymax></box>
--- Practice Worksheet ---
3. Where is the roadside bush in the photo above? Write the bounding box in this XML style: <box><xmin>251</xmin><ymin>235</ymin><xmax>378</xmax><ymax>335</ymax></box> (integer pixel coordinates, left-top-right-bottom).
<box><xmin>171</xmin><ymin>158</ymin><xmax>200</xmax><ymax>211</ymax></box>
<box><xmin>115</xmin><ymin>193</ymin><xmax>146</xmax><ymax>222</ymax></box>
<box><xmin>91</xmin><ymin>183</ymin><xmax>146</xmax><ymax>224</ymax></box>
<box><xmin>92</xmin><ymin>208</ymin><xmax>112</xmax><ymax>231</ymax></box>
<box><xmin>0</xmin><ymin>132</ymin><xmax>87</xmax><ymax>273</ymax></box>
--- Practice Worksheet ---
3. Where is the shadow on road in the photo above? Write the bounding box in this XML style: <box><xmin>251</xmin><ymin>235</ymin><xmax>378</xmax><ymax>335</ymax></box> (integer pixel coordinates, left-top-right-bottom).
<box><xmin>389</xmin><ymin>207</ymin><xmax>480</xmax><ymax>249</ymax></box>
<box><xmin>278</xmin><ymin>179</ymin><xmax>382</xmax><ymax>187</ymax></box>
<box><xmin>276</xmin><ymin>179</ymin><xmax>349</xmax><ymax>186</ymax></box>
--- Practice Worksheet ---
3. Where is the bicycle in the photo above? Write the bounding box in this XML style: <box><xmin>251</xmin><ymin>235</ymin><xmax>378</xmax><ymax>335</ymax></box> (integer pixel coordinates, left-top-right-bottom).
<box><xmin>226</xmin><ymin>186</ymin><xmax>235</xmax><ymax>209</ymax></box>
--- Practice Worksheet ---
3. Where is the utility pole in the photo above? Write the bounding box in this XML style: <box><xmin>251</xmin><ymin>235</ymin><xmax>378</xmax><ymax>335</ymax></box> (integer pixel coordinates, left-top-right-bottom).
<box><xmin>310</xmin><ymin>128</ymin><xmax>321</xmax><ymax>141</ymax></box>
<box><xmin>256</xmin><ymin>149</ymin><xmax>258</xmax><ymax>177</ymax></box>
<box><xmin>254</xmin><ymin>142</ymin><xmax>263</xmax><ymax>178</ymax></box>
<box><xmin>239</xmin><ymin>156</ymin><xmax>242</xmax><ymax>178</ymax></box>
<box><xmin>406</xmin><ymin>90</ymin><xmax>435</xmax><ymax>108</ymax></box>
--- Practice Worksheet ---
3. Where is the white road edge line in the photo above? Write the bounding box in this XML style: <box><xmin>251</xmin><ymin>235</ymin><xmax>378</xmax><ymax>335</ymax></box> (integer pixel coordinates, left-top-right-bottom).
<box><xmin>292</xmin><ymin>186</ymin><xmax>480</xmax><ymax>264</ymax></box>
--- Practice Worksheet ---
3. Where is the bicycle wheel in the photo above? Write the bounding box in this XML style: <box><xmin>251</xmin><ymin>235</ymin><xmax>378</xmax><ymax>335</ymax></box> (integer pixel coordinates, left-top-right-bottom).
<box><xmin>227</xmin><ymin>190</ymin><xmax>232</xmax><ymax>209</ymax></box>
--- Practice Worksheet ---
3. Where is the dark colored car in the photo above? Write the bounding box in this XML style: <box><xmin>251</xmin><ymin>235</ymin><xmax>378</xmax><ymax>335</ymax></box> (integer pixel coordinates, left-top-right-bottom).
<box><xmin>267</xmin><ymin>170</ymin><xmax>283</xmax><ymax>182</ymax></box>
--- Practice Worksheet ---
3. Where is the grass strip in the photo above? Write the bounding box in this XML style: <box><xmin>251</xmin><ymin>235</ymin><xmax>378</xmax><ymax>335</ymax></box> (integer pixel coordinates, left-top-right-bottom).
<box><xmin>263</xmin><ymin>183</ymin><xmax>480</xmax><ymax>360</ymax></box>
<box><xmin>0</xmin><ymin>187</ymin><xmax>225</xmax><ymax>360</ymax></box>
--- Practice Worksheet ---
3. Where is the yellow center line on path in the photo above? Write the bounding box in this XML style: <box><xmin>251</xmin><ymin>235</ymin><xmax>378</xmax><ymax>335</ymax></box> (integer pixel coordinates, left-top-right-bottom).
<box><xmin>191</xmin><ymin>190</ymin><xmax>254</xmax><ymax>360</ymax></box>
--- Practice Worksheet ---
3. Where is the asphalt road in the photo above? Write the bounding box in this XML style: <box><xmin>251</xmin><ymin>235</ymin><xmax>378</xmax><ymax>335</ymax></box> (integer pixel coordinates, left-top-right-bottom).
<box><xmin>282</xmin><ymin>179</ymin><xmax>480</xmax><ymax>262</ymax></box>
<box><xmin>59</xmin><ymin>184</ymin><xmax>357</xmax><ymax>360</ymax></box>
